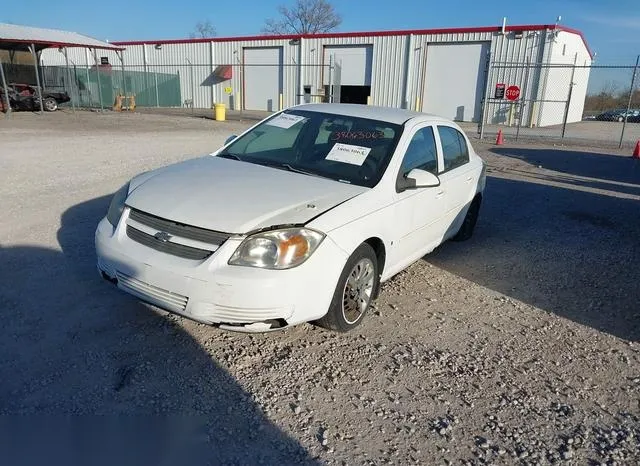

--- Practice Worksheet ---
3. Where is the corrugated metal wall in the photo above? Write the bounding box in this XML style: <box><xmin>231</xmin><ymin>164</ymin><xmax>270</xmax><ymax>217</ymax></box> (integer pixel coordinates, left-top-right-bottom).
<box><xmin>214</xmin><ymin>38</ymin><xmax>299</xmax><ymax>109</ymax></box>
<box><xmin>38</xmin><ymin>27</ymin><xmax>591</xmax><ymax>120</ymax></box>
<box><xmin>483</xmin><ymin>30</ymin><xmax>547</xmax><ymax>126</ymax></box>
<box><xmin>410</xmin><ymin>31</ymin><xmax>493</xmax><ymax>112</ymax></box>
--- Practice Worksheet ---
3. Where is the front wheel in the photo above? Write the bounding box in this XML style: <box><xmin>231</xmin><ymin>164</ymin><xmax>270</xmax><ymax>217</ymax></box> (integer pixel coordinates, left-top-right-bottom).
<box><xmin>43</xmin><ymin>97</ymin><xmax>58</xmax><ymax>112</ymax></box>
<box><xmin>316</xmin><ymin>243</ymin><xmax>379</xmax><ymax>332</ymax></box>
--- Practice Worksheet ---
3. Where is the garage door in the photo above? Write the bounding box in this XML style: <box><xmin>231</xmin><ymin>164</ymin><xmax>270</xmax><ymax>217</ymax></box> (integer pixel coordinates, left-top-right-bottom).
<box><xmin>323</xmin><ymin>45</ymin><xmax>373</xmax><ymax>86</ymax></box>
<box><xmin>421</xmin><ymin>43</ymin><xmax>489</xmax><ymax>122</ymax></box>
<box><xmin>243</xmin><ymin>47</ymin><xmax>283</xmax><ymax>111</ymax></box>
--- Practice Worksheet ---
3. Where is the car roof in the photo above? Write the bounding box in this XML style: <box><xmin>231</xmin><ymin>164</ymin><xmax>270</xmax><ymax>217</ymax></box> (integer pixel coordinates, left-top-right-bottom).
<box><xmin>288</xmin><ymin>103</ymin><xmax>446</xmax><ymax>125</ymax></box>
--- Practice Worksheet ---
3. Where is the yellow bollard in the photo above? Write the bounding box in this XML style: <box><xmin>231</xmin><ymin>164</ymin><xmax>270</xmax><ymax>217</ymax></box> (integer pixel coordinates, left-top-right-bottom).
<box><xmin>530</xmin><ymin>101</ymin><xmax>539</xmax><ymax>127</ymax></box>
<box><xmin>214</xmin><ymin>103</ymin><xmax>226</xmax><ymax>121</ymax></box>
<box><xmin>279</xmin><ymin>93</ymin><xmax>283</xmax><ymax>111</ymax></box>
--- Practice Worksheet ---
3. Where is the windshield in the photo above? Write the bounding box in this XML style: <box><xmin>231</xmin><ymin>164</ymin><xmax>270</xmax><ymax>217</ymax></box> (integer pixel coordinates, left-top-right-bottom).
<box><xmin>219</xmin><ymin>109</ymin><xmax>403</xmax><ymax>187</ymax></box>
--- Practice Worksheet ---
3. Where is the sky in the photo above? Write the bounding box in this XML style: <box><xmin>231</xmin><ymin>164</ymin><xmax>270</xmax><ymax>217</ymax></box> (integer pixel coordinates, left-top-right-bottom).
<box><xmin>3</xmin><ymin>0</ymin><xmax>639</xmax><ymax>89</ymax></box>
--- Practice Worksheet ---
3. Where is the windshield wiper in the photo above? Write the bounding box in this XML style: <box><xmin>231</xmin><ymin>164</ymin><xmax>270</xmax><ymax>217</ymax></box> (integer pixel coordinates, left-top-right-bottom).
<box><xmin>278</xmin><ymin>163</ymin><xmax>317</xmax><ymax>176</ymax></box>
<box><xmin>261</xmin><ymin>161</ymin><xmax>330</xmax><ymax>180</ymax></box>
<box><xmin>216</xmin><ymin>152</ymin><xmax>243</xmax><ymax>161</ymax></box>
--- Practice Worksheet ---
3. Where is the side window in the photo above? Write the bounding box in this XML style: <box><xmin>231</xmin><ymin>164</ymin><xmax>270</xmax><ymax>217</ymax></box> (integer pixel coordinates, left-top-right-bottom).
<box><xmin>438</xmin><ymin>126</ymin><xmax>469</xmax><ymax>171</ymax></box>
<box><xmin>400</xmin><ymin>126</ymin><xmax>438</xmax><ymax>175</ymax></box>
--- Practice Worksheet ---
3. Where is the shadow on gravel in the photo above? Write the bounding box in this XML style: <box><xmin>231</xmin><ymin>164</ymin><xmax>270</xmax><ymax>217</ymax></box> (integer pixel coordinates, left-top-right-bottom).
<box><xmin>491</xmin><ymin>147</ymin><xmax>640</xmax><ymax>191</ymax></box>
<box><xmin>0</xmin><ymin>195</ymin><xmax>318</xmax><ymax>465</ymax></box>
<box><xmin>426</xmin><ymin>172</ymin><xmax>640</xmax><ymax>342</ymax></box>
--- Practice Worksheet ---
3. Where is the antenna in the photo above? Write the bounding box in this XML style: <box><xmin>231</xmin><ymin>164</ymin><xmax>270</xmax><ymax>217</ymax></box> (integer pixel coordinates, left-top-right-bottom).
<box><xmin>501</xmin><ymin>17</ymin><xmax>507</xmax><ymax>35</ymax></box>
<box><xmin>555</xmin><ymin>15</ymin><xmax>562</xmax><ymax>27</ymax></box>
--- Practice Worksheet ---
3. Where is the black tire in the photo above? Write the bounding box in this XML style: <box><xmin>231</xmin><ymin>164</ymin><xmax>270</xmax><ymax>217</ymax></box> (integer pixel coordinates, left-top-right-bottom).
<box><xmin>316</xmin><ymin>243</ymin><xmax>379</xmax><ymax>332</ymax></box>
<box><xmin>43</xmin><ymin>97</ymin><xmax>58</xmax><ymax>112</ymax></box>
<box><xmin>452</xmin><ymin>196</ymin><xmax>481</xmax><ymax>242</ymax></box>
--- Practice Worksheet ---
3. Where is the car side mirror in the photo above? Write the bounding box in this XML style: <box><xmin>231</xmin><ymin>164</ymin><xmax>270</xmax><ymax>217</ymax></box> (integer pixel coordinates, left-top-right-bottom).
<box><xmin>397</xmin><ymin>168</ymin><xmax>440</xmax><ymax>192</ymax></box>
<box><xmin>224</xmin><ymin>135</ymin><xmax>238</xmax><ymax>145</ymax></box>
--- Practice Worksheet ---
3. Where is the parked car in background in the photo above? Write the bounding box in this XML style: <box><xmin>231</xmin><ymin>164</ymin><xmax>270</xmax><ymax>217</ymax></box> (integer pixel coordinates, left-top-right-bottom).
<box><xmin>627</xmin><ymin>112</ymin><xmax>640</xmax><ymax>123</ymax></box>
<box><xmin>96</xmin><ymin>104</ymin><xmax>486</xmax><ymax>333</ymax></box>
<box><xmin>595</xmin><ymin>108</ymin><xmax>640</xmax><ymax>122</ymax></box>
<box><xmin>0</xmin><ymin>83</ymin><xmax>70</xmax><ymax>111</ymax></box>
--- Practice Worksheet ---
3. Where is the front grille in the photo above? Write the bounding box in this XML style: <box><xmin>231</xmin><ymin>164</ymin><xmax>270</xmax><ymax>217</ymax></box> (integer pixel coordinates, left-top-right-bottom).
<box><xmin>126</xmin><ymin>225</ymin><xmax>213</xmax><ymax>260</ymax></box>
<box><xmin>116</xmin><ymin>272</ymin><xmax>188</xmax><ymax>312</ymax></box>
<box><xmin>128</xmin><ymin>208</ymin><xmax>231</xmax><ymax>245</ymax></box>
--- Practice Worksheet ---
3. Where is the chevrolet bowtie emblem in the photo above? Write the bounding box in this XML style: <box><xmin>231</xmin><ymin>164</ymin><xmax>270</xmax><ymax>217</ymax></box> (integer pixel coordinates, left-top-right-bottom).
<box><xmin>154</xmin><ymin>231</ymin><xmax>172</xmax><ymax>242</ymax></box>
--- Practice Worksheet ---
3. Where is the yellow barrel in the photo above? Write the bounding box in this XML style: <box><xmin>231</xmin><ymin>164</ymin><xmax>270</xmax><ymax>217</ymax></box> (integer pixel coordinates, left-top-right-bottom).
<box><xmin>214</xmin><ymin>103</ymin><xmax>226</xmax><ymax>121</ymax></box>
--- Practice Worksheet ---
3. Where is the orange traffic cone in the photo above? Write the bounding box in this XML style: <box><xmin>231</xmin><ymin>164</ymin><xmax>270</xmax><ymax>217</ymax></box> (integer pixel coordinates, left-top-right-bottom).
<box><xmin>633</xmin><ymin>140</ymin><xmax>640</xmax><ymax>159</ymax></box>
<box><xmin>495</xmin><ymin>129</ymin><xmax>505</xmax><ymax>145</ymax></box>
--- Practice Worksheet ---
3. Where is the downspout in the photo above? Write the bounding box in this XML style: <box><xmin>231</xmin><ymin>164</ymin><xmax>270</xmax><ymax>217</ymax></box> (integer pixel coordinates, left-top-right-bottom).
<box><xmin>403</xmin><ymin>34</ymin><xmax>414</xmax><ymax>110</ymax></box>
<box><xmin>210</xmin><ymin>40</ymin><xmax>215</xmax><ymax>108</ymax></box>
<box><xmin>298</xmin><ymin>37</ymin><xmax>304</xmax><ymax>105</ymax></box>
<box><xmin>142</xmin><ymin>44</ymin><xmax>148</xmax><ymax>106</ymax></box>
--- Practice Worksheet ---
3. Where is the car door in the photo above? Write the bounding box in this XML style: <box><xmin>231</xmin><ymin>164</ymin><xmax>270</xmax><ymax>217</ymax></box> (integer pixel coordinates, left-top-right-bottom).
<box><xmin>435</xmin><ymin>125</ymin><xmax>478</xmax><ymax>238</ymax></box>
<box><xmin>387</xmin><ymin>125</ymin><xmax>448</xmax><ymax>273</ymax></box>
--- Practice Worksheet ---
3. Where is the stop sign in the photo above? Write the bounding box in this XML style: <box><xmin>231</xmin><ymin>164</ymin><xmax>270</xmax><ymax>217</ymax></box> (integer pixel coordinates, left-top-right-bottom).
<box><xmin>506</xmin><ymin>85</ymin><xmax>520</xmax><ymax>101</ymax></box>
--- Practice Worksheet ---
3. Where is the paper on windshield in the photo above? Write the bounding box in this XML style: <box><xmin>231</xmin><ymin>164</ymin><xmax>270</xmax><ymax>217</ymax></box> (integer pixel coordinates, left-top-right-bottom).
<box><xmin>325</xmin><ymin>143</ymin><xmax>372</xmax><ymax>166</ymax></box>
<box><xmin>265</xmin><ymin>113</ymin><xmax>307</xmax><ymax>129</ymax></box>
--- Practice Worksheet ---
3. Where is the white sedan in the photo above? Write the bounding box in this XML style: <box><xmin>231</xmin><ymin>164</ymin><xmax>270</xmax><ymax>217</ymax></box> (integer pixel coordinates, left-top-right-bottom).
<box><xmin>95</xmin><ymin>103</ymin><xmax>486</xmax><ymax>332</ymax></box>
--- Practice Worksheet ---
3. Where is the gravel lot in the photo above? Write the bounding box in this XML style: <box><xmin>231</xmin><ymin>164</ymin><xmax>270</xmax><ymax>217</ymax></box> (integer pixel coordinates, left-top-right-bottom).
<box><xmin>1</xmin><ymin>111</ymin><xmax>639</xmax><ymax>465</ymax></box>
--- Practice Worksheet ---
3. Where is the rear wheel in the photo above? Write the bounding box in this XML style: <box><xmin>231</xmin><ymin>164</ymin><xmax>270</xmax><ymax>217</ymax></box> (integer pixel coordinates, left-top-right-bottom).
<box><xmin>452</xmin><ymin>196</ymin><xmax>481</xmax><ymax>242</ymax></box>
<box><xmin>316</xmin><ymin>243</ymin><xmax>379</xmax><ymax>332</ymax></box>
<box><xmin>43</xmin><ymin>97</ymin><xmax>58</xmax><ymax>112</ymax></box>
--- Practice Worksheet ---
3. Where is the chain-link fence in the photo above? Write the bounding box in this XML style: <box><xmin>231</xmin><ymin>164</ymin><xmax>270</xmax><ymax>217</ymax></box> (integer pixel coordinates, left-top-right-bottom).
<box><xmin>5</xmin><ymin>54</ymin><xmax>640</xmax><ymax>149</ymax></box>
<box><xmin>478</xmin><ymin>59</ymin><xmax>640</xmax><ymax>148</ymax></box>
<box><xmin>31</xmin><ymin>62</ymin><xmax>337</xmax><ymax>115</ymax></box>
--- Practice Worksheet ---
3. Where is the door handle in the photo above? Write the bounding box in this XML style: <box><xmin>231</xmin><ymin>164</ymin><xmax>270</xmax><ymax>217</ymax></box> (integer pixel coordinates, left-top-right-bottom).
<box><xmin>436</xmin><ymin>190</ymin><xmax>445</xmax><ymax>198</ymax></box>
<box><xmin>465</xmin><ymin>176</ymin><xmax>473</xmax><ymax>183</ymax></box>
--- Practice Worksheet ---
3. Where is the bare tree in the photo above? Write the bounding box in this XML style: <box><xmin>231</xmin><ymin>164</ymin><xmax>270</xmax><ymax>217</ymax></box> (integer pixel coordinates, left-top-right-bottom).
<box><xmin>190</xmin><ymin>20</ymin><xmax>216</xmax><ymax>39</ymax></box>
<box><xmin>262</xmin><ymin>0</ymin><xmax>342</xmax><ymax>35</ymax></box>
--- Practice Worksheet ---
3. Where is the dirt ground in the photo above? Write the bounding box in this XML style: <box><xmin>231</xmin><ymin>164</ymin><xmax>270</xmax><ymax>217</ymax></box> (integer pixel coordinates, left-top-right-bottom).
<box><xmin>1</xmin><ymin>111</ymin><xmax>639</xmax><ymax>465</ymax></box>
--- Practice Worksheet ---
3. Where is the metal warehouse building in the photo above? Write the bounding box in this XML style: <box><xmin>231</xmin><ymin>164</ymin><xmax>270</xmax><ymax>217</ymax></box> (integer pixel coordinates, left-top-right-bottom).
<box><xmin>40</xmin><ymin>23</ymin><xmax>592</xmax><ymax>127</ymax></box>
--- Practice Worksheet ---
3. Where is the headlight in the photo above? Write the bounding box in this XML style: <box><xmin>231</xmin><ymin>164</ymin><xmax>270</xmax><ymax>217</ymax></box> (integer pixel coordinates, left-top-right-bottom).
<box><xmin>106</xmin><ymin>182</ymin><xmax>130</xmax><ymax>227</ymax></box>
<box><xmin>229</xmin><ymin>228</ymin><xmax>325</xmax><ymax>270</ymax></box>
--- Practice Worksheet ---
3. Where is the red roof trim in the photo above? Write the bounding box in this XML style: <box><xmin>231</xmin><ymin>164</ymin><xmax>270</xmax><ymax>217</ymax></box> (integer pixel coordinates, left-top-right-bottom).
<box><xmin>112</xmin><ymin>24</ymin><xmax>592</xmax><ymax>58</ymax></box>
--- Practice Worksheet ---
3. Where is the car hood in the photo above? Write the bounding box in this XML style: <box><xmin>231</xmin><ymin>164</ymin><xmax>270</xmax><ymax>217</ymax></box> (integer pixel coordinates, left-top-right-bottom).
<box><xmin>125</xmin><ymin>156</ymin><xmax>367</xmax><ymax>234</ymax></box>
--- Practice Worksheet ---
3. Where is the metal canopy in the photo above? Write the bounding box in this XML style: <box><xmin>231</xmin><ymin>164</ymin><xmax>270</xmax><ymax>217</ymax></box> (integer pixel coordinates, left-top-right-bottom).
<box><xmin>0</xmin><ymin>22</ymin><xmax>123</xmax><ymax>52</ymax></box>
<box><xmin>0</xmin><ymin>23</ymin><xmax>123</xmax><ymax>117</ymax></box>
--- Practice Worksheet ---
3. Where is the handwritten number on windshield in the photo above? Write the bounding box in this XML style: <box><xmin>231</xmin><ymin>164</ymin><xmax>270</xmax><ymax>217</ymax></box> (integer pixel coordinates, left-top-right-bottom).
<box><xmin>330</xmin><ymin>130</ymin><xmax>385</xmax><ymax>141</ymax></box>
